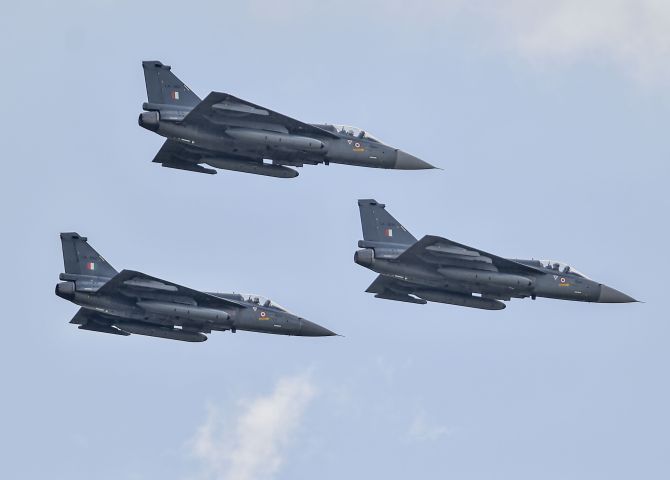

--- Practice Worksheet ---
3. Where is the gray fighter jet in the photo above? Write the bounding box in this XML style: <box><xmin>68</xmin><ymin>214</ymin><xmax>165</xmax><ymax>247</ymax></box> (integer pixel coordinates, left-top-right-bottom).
<box><xmin>55</xmin><ymin>233</ymin><xmax>336</xmax><ymax>341</ymax></box>
<box><xmin>139</xmin><ymin>60</ymin><xmax>434</xmax><ymax>178</ymax></box>
<box><xmin>354</xmin><ymin>200</ymin><xmax>637</xmax><ymax>309</ymax></box>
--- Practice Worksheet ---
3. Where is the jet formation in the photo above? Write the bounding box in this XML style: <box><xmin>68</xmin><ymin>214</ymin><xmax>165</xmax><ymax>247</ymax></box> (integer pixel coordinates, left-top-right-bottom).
<box><xmin>354</xmin><ymin>199</ymin><xmax>637</xmax><ymax>309</ymax></box>
<box><xmin>55</xmin><ymin>233</ymin><xmax>336</xmax><ymax>342</ymax></box>
<box><xmin>139</xmin><ymin>60</ymin><xmax>434</xmax><ymax>178</ymax></box>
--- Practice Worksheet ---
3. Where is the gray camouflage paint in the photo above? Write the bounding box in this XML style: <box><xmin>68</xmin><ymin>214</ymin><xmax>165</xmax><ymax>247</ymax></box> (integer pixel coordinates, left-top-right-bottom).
<box><xmin>354</xmin><ymin>199</ymin><xmax>637</xmax><ymax>310</ymax></box>
<box><xmin>56</xmin><ymin>233</ymin><xmax>336</xmax><ymax>341</ymax></box>
<box><xmin>138</xmin><ymin>61</ymin><xmax>435</xmax><ymax>178</ymax></box>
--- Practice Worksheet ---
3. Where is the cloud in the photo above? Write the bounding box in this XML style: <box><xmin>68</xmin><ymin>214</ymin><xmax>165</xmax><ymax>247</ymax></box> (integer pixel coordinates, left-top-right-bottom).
<box><xmin>408</xmin><ymin>411</ymin><xmax>454</xmax><ymax>442</ymax></box>
<box><xmin>245</xmin><ymin>0</ymin><xmax>670</xmax><ymax>85</ymax></box>
<box><xmin>484</xmin><ymin>0</ymin><xmax>670</xmax><ymax>84</ymax></box>
<box><xmin>380</xmin><ymin>0</ymin><xmax>670</xmax><ymax>85</ymax></box>
<box><xmin>190</xmin><ymin>374</ymin><xmax>316</xmax><ymax>480</ymax></box>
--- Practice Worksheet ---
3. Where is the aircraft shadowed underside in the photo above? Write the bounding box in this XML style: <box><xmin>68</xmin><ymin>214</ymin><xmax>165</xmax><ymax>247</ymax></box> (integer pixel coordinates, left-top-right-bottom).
<box><xmin>139</xmin><ymin>60</ymin><xmax>435</xmax><ymax>178</ymax></box>
<box><xmin>354</xmin><ymin>200</ymin><xmax>637</xmax><ymax>309</ymax></box>
<box><xmin>56</xmin><ymin>233</ymin><xmax>336</xmax><ymax>342</ymax></box>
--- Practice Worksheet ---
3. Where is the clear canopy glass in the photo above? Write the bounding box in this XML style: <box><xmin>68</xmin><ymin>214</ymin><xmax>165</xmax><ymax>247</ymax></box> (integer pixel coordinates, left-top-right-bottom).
<box><xmin>239</xmin><ymin>293</ymin><xmax>291</xmax><ymax>313</ymax></box>
<box><xmin>323</xmin><ymin>124</ymin><xmax>383</xmax><ymax>143</ymax></box>
<box><xmin>538</xmin><ymin>260</ymin><xmax>589</xmax><ymax>279</ymax></box>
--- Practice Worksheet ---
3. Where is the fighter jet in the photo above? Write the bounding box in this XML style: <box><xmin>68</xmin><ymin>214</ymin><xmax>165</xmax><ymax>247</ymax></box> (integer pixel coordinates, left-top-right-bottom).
<box><xmin>354</xmin><ymin>199</ymin><xmax>637</xmax><ymax>309</ymax></box>
<box><xmin>138</xmin><ymin>60</ymin><xmax>434</xmax><ymax>178</ymax></box>
<box><xmin>55</xmin><ymin>233</ymin><xmax>336</xmax><ymax>341</ymax></box>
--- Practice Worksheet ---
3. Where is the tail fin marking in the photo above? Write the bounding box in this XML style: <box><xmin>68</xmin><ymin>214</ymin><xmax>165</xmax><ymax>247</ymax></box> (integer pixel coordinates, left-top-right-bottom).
<box><xmin>358</xmin><ymin>199</ymin><xmax>417</xmax><ymax>246</ymax></box>
<box><xmin>142</xmin><ymin>60</ymin><xmax>201</xmax><ymax>108</ymax></box>
<box><xmin>60</xmin><ymin>232</ymin><xmax>118</xmax><ymax>278</ymax></box>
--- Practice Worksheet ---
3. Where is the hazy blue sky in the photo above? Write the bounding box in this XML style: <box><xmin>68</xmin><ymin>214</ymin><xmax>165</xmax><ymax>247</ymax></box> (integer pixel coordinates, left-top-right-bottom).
<box><xmin>2</xmin><ymin>1</ymin><xmax>668</xmax><ymax>479</ymax></box>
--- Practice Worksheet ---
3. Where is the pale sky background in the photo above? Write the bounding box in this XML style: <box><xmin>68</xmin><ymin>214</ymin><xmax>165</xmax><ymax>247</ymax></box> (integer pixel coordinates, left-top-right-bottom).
<box><xmin>1</xmin><ymin>1</ymin><xmax>669</xmax><ymax>479</ymax></box>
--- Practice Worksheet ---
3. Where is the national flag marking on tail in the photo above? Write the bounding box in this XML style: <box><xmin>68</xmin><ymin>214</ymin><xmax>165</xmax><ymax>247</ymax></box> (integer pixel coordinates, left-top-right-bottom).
<box><xmin>171</xmin><ymin>91</ymin><xmax>180</xmax><ymax>100</ymax></box>
<box><xmin>86</xmin><ymin>262</ymin><xmax>95</xmax><ymax>271</ymax></box>
<box><xmin>384</xmin><ymin>228</ymin><xmax>393</xmax><ymax>237</ymax></box>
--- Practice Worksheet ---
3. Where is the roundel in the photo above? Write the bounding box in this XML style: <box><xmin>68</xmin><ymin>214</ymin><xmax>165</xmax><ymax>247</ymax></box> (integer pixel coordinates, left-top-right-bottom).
<box><xmin>560</xmin><ymin>277</ymin><xmax>566</xmax><ymax>283</ymax></box>
<box><xmin>260</xmin><ymin>311</ymin><xmax>266</xmax><ymax>318</ymax></box>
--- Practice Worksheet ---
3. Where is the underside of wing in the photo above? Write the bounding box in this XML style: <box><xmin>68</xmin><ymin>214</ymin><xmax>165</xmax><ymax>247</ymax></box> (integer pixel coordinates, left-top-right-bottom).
<box><xmin>365</xmin><ymin>275</ymin><xmax>427</xmax><ymax>304</ymax></box>
<box><xmin>182</xmin><ymin>92</ymin><xmax>339</xmax><ymax>138</ymax></box>
<box><xmin>152</xmin><ymin>139</ymin><xmax>218</xmax><ymax>174</ymax></box>
<box><xmin>69</xmin><ymin>308</ymin><xmax>130</xmax><ymax>335</ymax></box>
<box><xmin>95</xmin><ymin>270</ymin><xmax>248</xmax><ymax>310</ymax></box>
<box><xmin>363</xmin><ymin>236</ymin><xmax>538</xmax><ymax>308</ymax></box>
<box><xmin>152</xmin><ymin>139</ymin><xmax>303</xmax><ymax>178</ymax></box>
<box><xmin>396</xmin><ymin>235</ymin><xmax>546</xmax><ymax>275</ymax></box>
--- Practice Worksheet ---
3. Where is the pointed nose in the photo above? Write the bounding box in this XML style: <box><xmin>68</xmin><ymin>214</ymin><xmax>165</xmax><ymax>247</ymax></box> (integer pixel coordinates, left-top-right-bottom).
<box><xmin>597</xmin><ymin>285</ymin><xmax>637</xmax><ymax>303</ymax></box>
<box><xmin>299</xmin><ymin>318</ymin><xmax>337</xmax><ymax>337</ymax></box>
<box><xmin>394</xmin><ymin>150</ymin><xmax>435</xmax><ymax>170</ymax></box>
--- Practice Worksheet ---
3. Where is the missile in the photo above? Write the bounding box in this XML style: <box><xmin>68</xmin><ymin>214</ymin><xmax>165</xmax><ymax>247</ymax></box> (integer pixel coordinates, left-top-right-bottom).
<box><xmin>437</xmin><ymin>267</ymin><xmax>534</xmax><ymax>289</ymax></box>
<box><xmin>136</xmin><ymin>301</ymin><xmax>231</xmax><ymax>325</ymax></box>
<box><xmin>161</xmin><ymin>161</ymin><xmax>217</xmax><ymax>175</ymax></box>
<box><xmin>225</xmin><ymin>128</ymin><xmax>326</xmax><ymax>152</ymax></box>
<box><xmin>78</xmin><ymin>323</ymin><xmax>129</xmax><ymax>336</ymax></box>
<box><xmin>205</xmin><ymin>157</ymin><xmax>299</xmax><ymax>178</ymax></box>
<box><xmin>116</xmin><ymin>321</ymin><xmax>207</xmax><ymax>342</ymax></box>
<box><xmin>414</xmin><ymin>290</ymin><xmax>506</xmax><ymax>310</ymax></box>
<box><xmin>374</xmin><ymin>292</ymin><xmax>427</xmax><ymax>304</ymax></box>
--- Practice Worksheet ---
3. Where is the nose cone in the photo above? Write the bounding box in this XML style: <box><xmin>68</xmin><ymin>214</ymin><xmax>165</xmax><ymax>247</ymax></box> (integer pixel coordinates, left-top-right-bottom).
<box><xmin>299</xmin><ymin>318</ymin><xmax>337</xmax><ymax>337</ymax></box>
<box><xmin>394</xmin><ymin>150</ymin><xmax>435</xmax><ymax>170</ymax></box>
<box><xmin>597</xmin><ymin>285</ymin><xmax>637</xmax><ymax>303</ymax></box>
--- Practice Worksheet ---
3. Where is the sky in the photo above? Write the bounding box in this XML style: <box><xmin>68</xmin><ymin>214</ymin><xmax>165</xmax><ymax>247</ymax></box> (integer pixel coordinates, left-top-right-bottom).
<box><xmin>1</xmin><ymin>1</ymin><xmax>669</xmax><ymax>479</ymax></box>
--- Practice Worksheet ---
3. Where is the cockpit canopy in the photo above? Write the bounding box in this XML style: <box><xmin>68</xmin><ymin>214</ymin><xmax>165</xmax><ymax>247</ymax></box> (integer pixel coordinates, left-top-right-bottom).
<box><xmin>538</xmin><ymin>260</ymin><xmax>589</xmax><ymax>279</ymax></box>
<box><xmin>320</xmin><ymin>124</ymin><xmax>384</xmax><ymax>143</ymax></box>
<box><xmin>239</xmin><ymin>293</ymin><xmax>291</xmax><ymax>313</ymax></box>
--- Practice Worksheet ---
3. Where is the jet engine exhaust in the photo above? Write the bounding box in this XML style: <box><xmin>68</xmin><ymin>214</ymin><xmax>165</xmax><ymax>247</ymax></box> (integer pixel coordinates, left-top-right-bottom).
<box><xmin>138</xmin><ymin>111</ymin><xmax>160</xmax><ymax>131</ymax></box>
<box><xmin>55</xmin><ymin>281</ymin><xmax>76</xmax><ymax>300</ymax></box>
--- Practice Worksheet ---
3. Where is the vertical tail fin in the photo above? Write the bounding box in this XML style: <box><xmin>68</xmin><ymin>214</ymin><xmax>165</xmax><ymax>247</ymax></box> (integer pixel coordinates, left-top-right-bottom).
<box><xmin>358</xmin><ymin>199</ymin><xmax>417</xmax><ymax>246</ymax></box>
<box><xmin>60</xmin><ymin>233</ymin><xmax>118</xmax><ymax>278</ymax></box>
<box><xmin>142</xmin><ymin>60</ymin><xmax>201</xmax><ymax>108</ymax></box>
